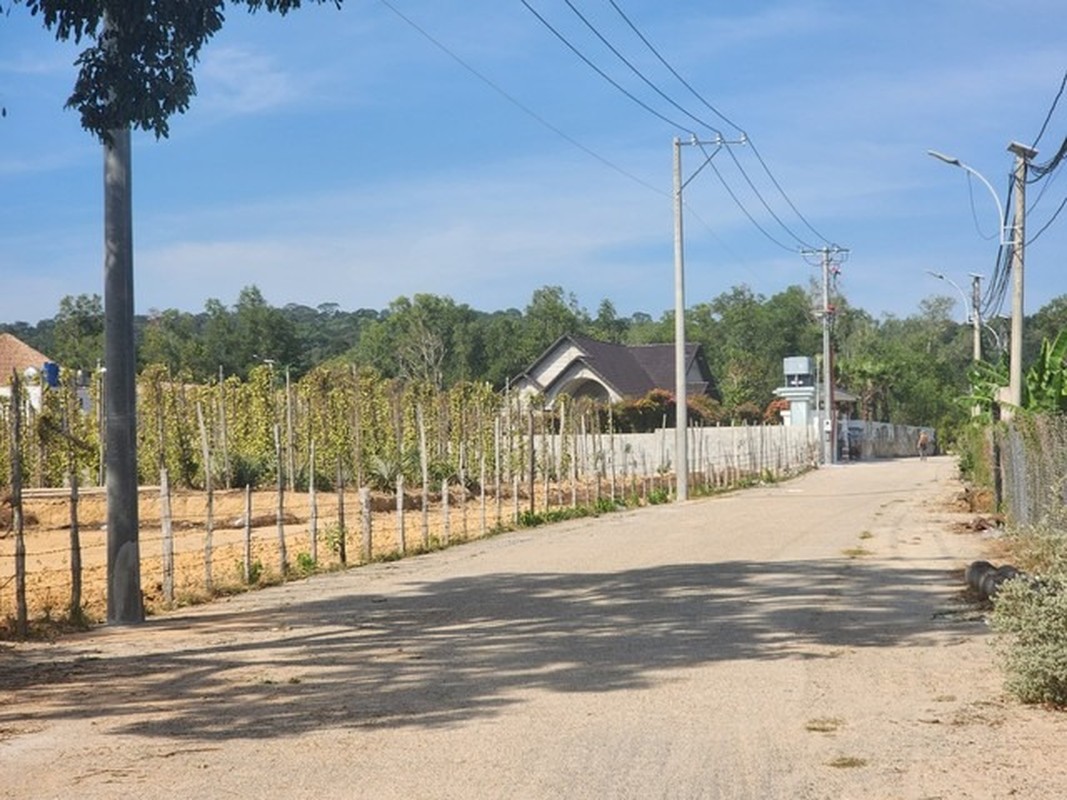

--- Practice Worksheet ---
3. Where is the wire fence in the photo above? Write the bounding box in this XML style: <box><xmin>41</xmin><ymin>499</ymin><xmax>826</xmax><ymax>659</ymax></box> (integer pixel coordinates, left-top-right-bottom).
<box><xmin>1</xmin><ymin>425</ymin><xmax>819</xmax><ymax>625</ymax></box>
<box><xmin>998</xmin><ymin>414</ymin><xmax>1067</xmax><ymax>528</ymax></box>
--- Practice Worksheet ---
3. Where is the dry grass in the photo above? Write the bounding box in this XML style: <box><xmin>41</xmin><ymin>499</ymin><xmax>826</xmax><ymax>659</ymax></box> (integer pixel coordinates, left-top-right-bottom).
<box><xmin>805</xmin><ymin>717</ymin><xmax>844</xmax><ymax>733</ymax></box>
<box><xmin>827</xmin><ymin>755</ymin><xmax>868</xmax><ymax>768</ymax></box>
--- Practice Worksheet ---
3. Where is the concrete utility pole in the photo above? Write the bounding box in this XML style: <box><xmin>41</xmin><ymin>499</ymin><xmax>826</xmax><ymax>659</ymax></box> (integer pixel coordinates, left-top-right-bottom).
<box><xmin>1007</xmin><ymin>141</ymin><xmax>1037</xmax><ymax>411</ymax></box>
<box><xmin>104</xmin><ymin>125</ymin><xmax>144</xmax><ymax>625</ymax></box>
<box><xmin>805</xmin><ymin>246</ymin><xmax>847</xmax><ymax>464</ymax></box>
<box><xmin>820</xmin><ymin>248</ymin><xmax>835</xmax><ymax>465</ymax></box>
<box><xmin>672</xmin><ymin>137</ymin><xmax>687</xmax><ymax>502</ymax></box>
<box><xmin>671</xmin><ymin>133</ymin><xmax>744</xmax><ymax>501</ymax></box>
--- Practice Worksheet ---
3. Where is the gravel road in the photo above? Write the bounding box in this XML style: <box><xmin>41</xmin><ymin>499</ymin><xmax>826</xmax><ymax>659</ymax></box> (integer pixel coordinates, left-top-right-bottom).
<box><xmin>2</xmin><ymin>455</ymin><xmax>1065</xmax><ymax>799</ymax></box>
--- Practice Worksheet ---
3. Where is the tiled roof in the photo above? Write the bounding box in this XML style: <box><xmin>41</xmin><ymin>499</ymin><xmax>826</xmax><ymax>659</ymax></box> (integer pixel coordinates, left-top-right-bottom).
<box><xmin>0</xmin><ymin>333</ymin><xmax>52</xmax><ymax>386</ymax></box>
<box><xmin>568</xmin><ymin>334</ymin><xmax>712</xmax><ymax>398</ymax></box>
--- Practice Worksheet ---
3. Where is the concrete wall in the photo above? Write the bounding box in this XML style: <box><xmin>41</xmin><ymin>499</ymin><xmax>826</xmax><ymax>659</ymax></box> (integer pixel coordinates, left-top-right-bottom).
<box><xmin>537</xmin><ymin>424</ymin><xmax>820</xmax><ymax>480</ymax></box>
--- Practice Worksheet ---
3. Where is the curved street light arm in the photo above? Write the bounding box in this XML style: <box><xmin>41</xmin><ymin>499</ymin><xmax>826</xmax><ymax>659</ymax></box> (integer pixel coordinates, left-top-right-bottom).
<box><xmin>925</xmin><ymin>269</ymin><xmax>972</xmax><ymax>323</ymax></box>
<box><xmin>927</xmin><ymin>150</ymin><xmax>1009</xmax><ymax>244</ymax></box>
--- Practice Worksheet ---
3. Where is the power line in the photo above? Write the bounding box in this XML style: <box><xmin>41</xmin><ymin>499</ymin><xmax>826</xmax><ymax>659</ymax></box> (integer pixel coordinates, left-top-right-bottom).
<box><xmin>605</xmin><ymin>0</ymin><xmax>744</xmax><ymax>135</ymax></box>
<box><xmin>1026</xmin><ymin>194</ymin><xmax>1067</xmax><ymax>247</ymax></box>
<box><xmin>604</xmin><ymin>0</ymin><xmax>834</xmax><ymax>248</ymax></box>
<box><xmin>378</xmin><ymin>0</ymin><xmax>664</xmax><ymax>197</ymax></box>
<box><xmin>707</xmin><ymin>158</ymin><xmax>797</xmax><ymax>253</ymax></box>
<box><xmin>720</xmin><ymin>142</ymin><xmax>817</xmax><ymax>250</ymax></box>
<box><xmin>1028</xmin><ymin>135</ymin><xmax>1067</xmax><ymax>183</ymax></box>
<box><xmin>745</xmin><ymin>138</ymin><xmax>835</xmax><ymax>247</ymax></box>
<box><xmin>1031</xmin><ymin>69</ymin><xmax>1067</xmax><ymax>148</ymax></box>
<box><xmin>560</xmin><ymin>0</ymin><xmax>723</xmax><ymax>136</ymax></box>
<box><xmin>542</xmin><ymin>1</ymin><xmax>817</xmax><ymax>249</ymax></box>
<box><xmin>396</xmin><ymin>1</ymin><xmax>841</xmax><ymax>263</ymax></box>
<box><xmin>519</xmin><ymin>0</ymin><xmax>700</xmax><ymax>135</ymax></box>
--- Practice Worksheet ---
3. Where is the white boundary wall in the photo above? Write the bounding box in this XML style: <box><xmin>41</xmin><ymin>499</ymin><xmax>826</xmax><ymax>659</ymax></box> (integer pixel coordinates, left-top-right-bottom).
<box><xmin>541</xmin><ymin>424</ymin><xmax>821</xmax><ymax>480</ymax></box>
<box><xmin>536</xmin><ymin>421</ymin><xmax>933</xmax><ymax>483</ymax></box>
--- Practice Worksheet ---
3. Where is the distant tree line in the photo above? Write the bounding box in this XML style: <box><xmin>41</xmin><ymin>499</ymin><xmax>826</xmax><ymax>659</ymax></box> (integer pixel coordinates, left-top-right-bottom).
<box><xmin>6</xmin><ymin>281</ymin><xmax>1067</xmax><ymax>437</ymax></box>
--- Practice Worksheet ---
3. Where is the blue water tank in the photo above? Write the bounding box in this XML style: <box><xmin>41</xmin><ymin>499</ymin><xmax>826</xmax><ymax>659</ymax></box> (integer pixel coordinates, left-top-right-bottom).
<box><xmin>42</xmin><ymin>361</ymin><xmax>60</xmax><ymax>388</ymax></box>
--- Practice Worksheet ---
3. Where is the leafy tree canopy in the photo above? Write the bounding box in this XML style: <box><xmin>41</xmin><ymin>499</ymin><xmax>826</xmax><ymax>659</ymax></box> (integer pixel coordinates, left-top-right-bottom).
<box><xmin>16</xmin><ymin>0</ymin><xmax>341</xmax><ymax>140</ymax></box>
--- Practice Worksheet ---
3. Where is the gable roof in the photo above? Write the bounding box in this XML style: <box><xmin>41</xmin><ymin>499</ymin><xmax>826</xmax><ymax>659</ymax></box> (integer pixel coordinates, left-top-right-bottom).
<box><xmin>0</xmin><ymin>333</ymin><xmax>52</xmax><ymax>386</ymax></box>
<box><xmin>516</xmin><ymin>333</ymin><xmax>715</xmax><ymax>402</ymax></box>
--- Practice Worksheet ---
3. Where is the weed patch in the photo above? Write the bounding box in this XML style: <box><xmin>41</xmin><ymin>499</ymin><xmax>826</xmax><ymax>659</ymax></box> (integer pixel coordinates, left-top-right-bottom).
<box><xmin>805</xmin><ymin>717</ymin><xmax>844</xmax><ymax>733</ymax></box>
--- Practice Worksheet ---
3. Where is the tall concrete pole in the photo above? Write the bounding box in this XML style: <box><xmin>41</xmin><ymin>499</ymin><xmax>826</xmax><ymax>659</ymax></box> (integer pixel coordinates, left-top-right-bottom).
<box><xmin>672</xmin><ymin>137</ymin><xmax>688</xmax><ymax>501</ymax></box>
<box><xmin>970</xmin><ymin>273</ymin><xmax>982</xmax><ymax>363</ymax></box>
<box><xmin>821</xmin><ymin>248</ymin><xmax>835</xmax><ymax>465</ymax></box>
<box><xmin>1007</xmin><ymin>141</ymin><xmax>1037</xmax><ymax>411</ymax></box>
<box><xmin>104</xmin><ymin>126</ymin><xmax>144</xmax><ymax>624</ymax></box>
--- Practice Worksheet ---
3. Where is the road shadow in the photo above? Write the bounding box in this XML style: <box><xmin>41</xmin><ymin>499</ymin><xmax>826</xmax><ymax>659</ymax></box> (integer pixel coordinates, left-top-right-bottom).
<box><xmin>0</xmin><ymin>551</ymin><xmax>983</xmax><ymax>742</ymax></box>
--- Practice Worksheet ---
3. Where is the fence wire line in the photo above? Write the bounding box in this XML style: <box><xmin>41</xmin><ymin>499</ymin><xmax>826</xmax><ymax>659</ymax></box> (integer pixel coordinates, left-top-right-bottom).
<box><xmin>3</xmin><ymin>425</ymin><xmax>820</xmax><ymax>621</ymax></box>
<box><xmin>997</xmin><ymin>415</ymin><xmax>1067</xmax><ymax>529</ymax></box>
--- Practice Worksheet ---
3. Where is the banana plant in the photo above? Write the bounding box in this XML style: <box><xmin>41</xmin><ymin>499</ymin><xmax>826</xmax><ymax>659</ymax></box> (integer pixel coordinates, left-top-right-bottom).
<box><xmin>962</xmin><ymin>359</ymin><xmax>1009</xmax><ymax>422</ymax></box>
<box><xmin>1024</xmin><ymin>331</ymin><xmax>1067</xmax><ymax>413</ymax></box>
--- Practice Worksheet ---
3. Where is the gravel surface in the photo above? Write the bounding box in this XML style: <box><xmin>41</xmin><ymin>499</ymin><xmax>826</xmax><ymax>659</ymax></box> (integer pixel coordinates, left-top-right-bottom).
<box><xmin>2</xmin><ymin>455</ymin><xmax>1065</xmax><ymax>799</ymax></box>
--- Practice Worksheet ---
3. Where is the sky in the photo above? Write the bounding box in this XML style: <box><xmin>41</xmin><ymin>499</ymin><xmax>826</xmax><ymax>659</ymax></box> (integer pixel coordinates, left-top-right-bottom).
<box><xmin>1</xmin><ymin>0</ymin><xmax>1066</xmax><ymax>328</ymax></box>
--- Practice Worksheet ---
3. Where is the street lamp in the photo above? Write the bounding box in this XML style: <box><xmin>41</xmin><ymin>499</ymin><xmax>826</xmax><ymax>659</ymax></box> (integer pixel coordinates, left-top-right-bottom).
<box><xmin>927</xmin><ymin>150</ymin><xmax>1008</xmax><ymax>244</ymax></box>
<box><xmin>928</xmin><ymin>144</ymin><xmax>1036</xmax><ymax>412</ymax></box>
<box><xmin>925</xmin><ymin>270</ymin><xmax>981</xmax><ymax>362</ymax></box>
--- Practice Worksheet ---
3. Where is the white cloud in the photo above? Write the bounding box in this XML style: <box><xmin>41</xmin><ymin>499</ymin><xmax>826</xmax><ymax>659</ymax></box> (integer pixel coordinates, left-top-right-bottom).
<box><xmin>195</xmin><ymin>46</ymin><xmax>304</xmax><ymax>117</ymax></box>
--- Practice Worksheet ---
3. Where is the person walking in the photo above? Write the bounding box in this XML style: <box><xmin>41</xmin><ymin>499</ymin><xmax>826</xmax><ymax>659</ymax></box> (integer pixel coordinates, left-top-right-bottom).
<box><xmin>917</xmin><ymin>430</ymin><xmax>930</xmax><ymax>461</ymax></box>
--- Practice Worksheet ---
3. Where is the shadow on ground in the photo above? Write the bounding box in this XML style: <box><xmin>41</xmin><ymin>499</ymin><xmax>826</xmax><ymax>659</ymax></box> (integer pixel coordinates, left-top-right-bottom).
<box><xmin>0</xmin><ymin>555</ymin><xmax>979</xmax><ymax>741</ymax></box>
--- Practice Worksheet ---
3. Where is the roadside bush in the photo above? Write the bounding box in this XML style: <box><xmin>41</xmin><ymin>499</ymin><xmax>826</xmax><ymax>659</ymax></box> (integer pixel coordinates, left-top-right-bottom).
<box><xmin>992</xmin><ymin>504</ymin><xmax>1067</xmax><ymax>706</ymax></box>
<box><xmin>991</xmin><ymin>576</ymin><xmax>1067</xmax><ymax>706</ymax></box>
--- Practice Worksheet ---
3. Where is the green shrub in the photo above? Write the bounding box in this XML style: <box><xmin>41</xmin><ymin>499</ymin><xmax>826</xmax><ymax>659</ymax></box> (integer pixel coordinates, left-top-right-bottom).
<box><xmin>294</xmin><ymin>551</ymin><xmax>316</xmax><ymax>575</ymax></box>
<box><xmin>991</xmin><ymin>576</ymin><xmax>1067</xmax><ymax>706</ymax></box>
<box><xmin>239</xmin><ymin>558</ymin><xmax>263</xmax><ymax>585</ymax></box>
<box><xmin>322</xmin><ymin>523</ymin><xmax>346</xmax><ymax>556</ymax></box>
<box><xmin>231</xmin><ymin>455</ymin><xmax>270</xmax><ymax>490</ymax></box>
<box><xmin>647</xmin><ymin>487</ymin><xmax>671</xmax><ymax>505</ymax></box>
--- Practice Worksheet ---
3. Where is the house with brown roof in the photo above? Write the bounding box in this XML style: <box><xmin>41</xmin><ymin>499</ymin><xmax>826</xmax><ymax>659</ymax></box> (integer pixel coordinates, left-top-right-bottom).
<box><xmin>0</xmin><ymin>333</ymin><xmax>53</xmax><ymax>386</ymax></box>
<box><xmin>0</xmin><ymin>333</ymin><xmax>60</xmax><ymax>410</ymax></box>
<box><xmin>512</xmin><ymin>333</ymin><xmax>717</xmax><ymax>407</ymax></box>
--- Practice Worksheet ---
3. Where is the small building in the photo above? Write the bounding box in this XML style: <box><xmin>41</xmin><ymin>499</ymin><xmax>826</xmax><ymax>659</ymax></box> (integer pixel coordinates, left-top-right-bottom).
<box><xmin>512</xmin><ymin>333</ymin><xmax>717</xmax><ymax>407</ymax></box>
<box><xmin>0</xmin><ymin>333</ymin><xmax>53</xmax><ymax>385</ymax></box>
<box><xmin>0</xmin><ymin>333</ymin><xmax>59</xmax><ymax>410</ymax></box>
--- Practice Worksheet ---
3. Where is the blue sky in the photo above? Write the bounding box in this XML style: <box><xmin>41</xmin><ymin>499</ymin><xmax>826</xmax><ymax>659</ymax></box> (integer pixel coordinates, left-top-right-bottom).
<box><xmin>1</xmin><ymin>0</ymin><xmax>1065</xmax><ymax>327</ymax></box>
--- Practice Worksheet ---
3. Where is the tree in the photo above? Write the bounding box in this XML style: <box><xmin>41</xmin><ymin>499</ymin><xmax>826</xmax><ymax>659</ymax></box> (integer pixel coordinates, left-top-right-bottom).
<box><xmin>480</xmin><ymin>309</ymin><xmax>526</xmax><ymax>389</ymax></box>
<box><xmin>1026</xmin><ymin>295</ymin><xmax>1067</xmax><ymax>367</ymax></box>
<box><xmin>52</xmin><ymin>293</ymin><xmax>104</xmax><ymax>370</ymax></box>
<box><xmin>687</xmin><ymin>284</ymin><xmax>820</xmax><ymax>416</ymax></box>
<box><xmin>139</xmin><ymin>308</ymin><xmax>204</xmax><ymax>375</ymax></box>
<box><xmin>591</xmin><ymin>299</ymin><xmax>628</xmax><ymax>343</ymax></box>
<box><xmin>521</xmin><ymin>286</ymin><xmax>589</xmax><ymax>366</ymax></box>
<box><xmin>16</xmin><ymin>0</ymin><xmax>345</xmax><ymax>624</ymax></box>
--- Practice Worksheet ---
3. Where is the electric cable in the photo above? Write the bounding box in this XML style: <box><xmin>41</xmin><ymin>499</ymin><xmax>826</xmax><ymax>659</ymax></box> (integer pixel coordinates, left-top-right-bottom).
<box><xmin>964</xmin><ymin>173</ymin><xmax>1000</xmax><ymax>241</ymax></box>
<box><xmin>519</xmin><ymin>0</ymin><xmax>700</xmax><ymax>136</ymax></box>
<box><xmin>1028</xmin><ymin>135</ymin><xmax>1067</xmax><ymax>183</ymax></box>
<box><xmin>605</xmin><ymin>0</ymin><xmax>833</xmax><ymax>246</ymax></box>
<box><xmin>378</xmin><ymin>0</ymin><xmax>664</xmax><ymax>197</ymax></box>
<box><xmin>379</xmin><ymin>1</ymin><xmax>764</xmax><ymax>285</ymax></box>
<box><xmin>1031</xmin><ymin>69</ymin><xmax>1067</xmax><ymax>148</ymax></box>
<box><xmin>720</xmin><ymin>143</ymin><xmax>817</xmax><ymax>250</ymax></box>
<box><xmin>605</xmin><ymin>0</ymin><xmax>744</xmax><ymax>135</ymax></box>
<box><xmin>745</xmin><ymin>138</ymin><xmax>835</xmax><ymax>246</ymax></box>
<box><xmin>560</xmin><ymin>0</ymin><xmax>723</xmax><ymax>137</ymax></box>
<box><xmin>1026</xmin><ymin>194</ymin><xmax>1067</xmax><ymax>247</ymax></box>
<box><xmin>707</xmin><ymin>158</ymin><xmax>797</xmax><ymax>253</ymax></box>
